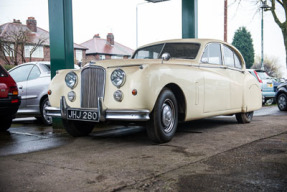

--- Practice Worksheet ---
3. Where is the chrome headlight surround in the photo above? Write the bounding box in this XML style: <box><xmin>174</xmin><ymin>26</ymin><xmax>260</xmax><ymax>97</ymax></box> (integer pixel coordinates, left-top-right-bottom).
<box><xmin>65</xmin><ymin>71</ymin><xmax>78</xmax><ymax>89</ymax></box>
<box><xmin>110</xmin><ymin>69</ymin><xmax>126</xmax><ymax>88</ymax></box>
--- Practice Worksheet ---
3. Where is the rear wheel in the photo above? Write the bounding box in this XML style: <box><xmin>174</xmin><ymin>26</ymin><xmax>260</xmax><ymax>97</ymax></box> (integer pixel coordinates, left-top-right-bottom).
<box><xmin>277</xmin><ymin>93</ymin><xmax>287</xmax><ymax>111</ymax></box>
<box><xmin>0</xmin><ymin>117</ymin><xmax>12</xmax><ymax>131</ymax></box>
<box><xmin>236</xmin><ymin>111</ymin><xmax>254</xmax><ymax>124</ymax></box>
<box><xmin>63</xmin><ymin>120</ymin><xmax>94</xmax><ymax>137</ymax></box>
<box><xmin>146</xmin><ymin>88</ymin><xmax>178</xmax><ymax>143</ymax></box>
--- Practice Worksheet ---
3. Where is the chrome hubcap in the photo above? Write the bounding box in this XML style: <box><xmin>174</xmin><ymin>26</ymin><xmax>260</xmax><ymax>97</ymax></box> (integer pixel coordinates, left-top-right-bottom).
<box><xmin>43</xmin><ymin>100</ymin><xmax>52</xmax><ymax>124</ymax></box>
<box><xmin>161</xmin><ymin>99</ymin><xmax>175</xmax><ymax>133</ymax></box>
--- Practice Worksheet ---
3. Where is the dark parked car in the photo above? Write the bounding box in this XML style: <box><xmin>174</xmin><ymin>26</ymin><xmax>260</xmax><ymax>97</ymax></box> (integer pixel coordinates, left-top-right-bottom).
<box><xmin>0</xmin><ymin>65</ymin><xmax>21</xmax><ymax>131</ymax></box>
<box><xmin>275</xmin><ymin>82</ymin><xmax>287</xmax><ymax>111</ymax></box>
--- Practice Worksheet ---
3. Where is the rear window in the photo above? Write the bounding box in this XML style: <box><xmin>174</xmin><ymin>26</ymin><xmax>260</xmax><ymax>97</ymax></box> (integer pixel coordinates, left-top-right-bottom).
<box><xmin>257</xmin><ymin>72</ymin><xmax>272</xmax><ymax>80</ymax></box>
<box><xmin>40</xmin><ymin>64</ymin><xmax>51</xmax><ymax>72</ymax></box>
<box><xmin>0</xmin><ymin>66</ymin><xmax>8</xmax><ymax>77</ymax></box>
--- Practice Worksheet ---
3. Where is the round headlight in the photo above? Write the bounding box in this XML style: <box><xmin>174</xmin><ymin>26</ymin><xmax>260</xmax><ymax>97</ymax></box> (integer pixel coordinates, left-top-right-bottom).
<box><xmin>111</xmin><ymin>69</ymin><xmax>126</xmax><ymax>88</ymax></box>
<box><xmin>113</xmin><ymin>90</ymin><xmax>123</xmax><ymax>102</ymax></box>
<box><xmin>67</xmin><ymin>91</ymin><xmax>76</xmax><ymax>102</ymax></box>
<box><xmin>65</xmin><ymin>72</ymin><xmax>78</xmax><ymax>89</ymax></box>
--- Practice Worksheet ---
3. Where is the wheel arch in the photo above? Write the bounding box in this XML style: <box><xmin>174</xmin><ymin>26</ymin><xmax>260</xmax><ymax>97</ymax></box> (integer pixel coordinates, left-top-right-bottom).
<box><xmin>276</xmin><ymin>89</ymin><xmax>287</xmax><ymax>101</ymax></box>
<box><xmin>164</xmin><ymin>83</ymin><xmax>186</xmax><ymax>122</ymax></box>
<box><xmin>40</xmin><ymin>94</ymin><xmax>48</xmax><ymax>107</ymax></box>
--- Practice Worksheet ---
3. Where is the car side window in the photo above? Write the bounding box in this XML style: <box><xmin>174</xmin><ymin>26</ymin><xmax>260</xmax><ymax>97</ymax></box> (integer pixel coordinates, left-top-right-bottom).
<box><xmin>223</xmin><ymin>45</ymin><xmax>235</xmax><ymax>67</ymax></box>
<box><xmin>9</xmin><ymin>65</ymin><xmax>33</xmax><ymax>83</ymax></box>
<box><xmin>28</xmin><ymin>66</ymin><xmax>41</xmax><ymax>81</ymax></box>
<box><xmin>201</xmin><ymin>43</ymin><xmax>222</xmax><ymax>65</ymax></box>
<box><xmin>234</xmin><ymin>53</ymin><xmax>242</xmax><ymax>69</ymax></box>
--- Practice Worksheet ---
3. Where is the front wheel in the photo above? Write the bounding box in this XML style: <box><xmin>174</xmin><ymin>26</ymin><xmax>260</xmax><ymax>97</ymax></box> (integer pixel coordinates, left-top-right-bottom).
<box><xmin>235</xmin><ymin>111</ymin><xmax>254</xmax><ymax>124</ymax></box>
<box><xmin>63</xmin><ymin>120</ymin><xmax>94</xmax><ymax>137</ymax></box>
<box><xmin>277</xmin><ymin>93</ymin><xmax>287</xmax><ymax>111</ymax></box>
<box><xmin>146</xmin><ymin>88</ymin><xmax>178</xmax><ymax>143</ymax></box>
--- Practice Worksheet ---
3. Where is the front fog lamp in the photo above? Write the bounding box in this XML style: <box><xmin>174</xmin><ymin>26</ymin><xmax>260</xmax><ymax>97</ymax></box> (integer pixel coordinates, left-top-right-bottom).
<box><xmin>65</xmin><ymin>71</ymin><xmax>78</xmax><ymax>89</ymax></box>
<box><xmin>113</xmin><ymin>90</ymin><xmax>123</xmax><ymax>102</ymax></box>
<box><xmin>67</xmin><ymin>91</ymin><xmax>76</xmax><ymax>102</ymax></box>
<box><xmin>111</xmin><ymin>69</ymin><xmax>126</xmax><ymax>88</ymax></box>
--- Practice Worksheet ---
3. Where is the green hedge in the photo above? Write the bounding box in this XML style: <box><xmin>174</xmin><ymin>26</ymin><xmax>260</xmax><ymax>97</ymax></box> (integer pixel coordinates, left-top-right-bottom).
<box><xmin>3</xmin><ymin>65</ymin><xmax>14</xmax><ymax>71</ymax></box>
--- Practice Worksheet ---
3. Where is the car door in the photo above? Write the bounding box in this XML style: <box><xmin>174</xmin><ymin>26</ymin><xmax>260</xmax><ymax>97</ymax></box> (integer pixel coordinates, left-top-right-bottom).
<box><xmin>25</xmin><ymin>65</ymin><xmax>42</xmax><ymax>112</ymax></box>
<box><xmin>9</xmin><ymin>64</ymin><xmax>34</xmax><ymax>110</ymax></box>
<box><xmin>222</xmin><ymin>44</ymin><xmax>244</xmax><ymax>110</ymax></box>
<box><xmin>200</xmin><ymin>43</ymin><xmax>230</xmax><ymax>113</ymax></box>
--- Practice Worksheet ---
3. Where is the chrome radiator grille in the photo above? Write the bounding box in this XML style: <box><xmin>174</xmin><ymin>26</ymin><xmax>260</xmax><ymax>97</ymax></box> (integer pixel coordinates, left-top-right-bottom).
<box><xmin>81</xmin><ymin>66</ymin><xmax>106</xmax><ymax>108</ymax></box>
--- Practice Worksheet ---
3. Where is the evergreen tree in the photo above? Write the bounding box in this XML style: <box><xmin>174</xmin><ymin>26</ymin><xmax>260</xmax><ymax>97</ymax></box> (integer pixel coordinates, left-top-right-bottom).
<box><xmin>232</xmin><ymin>27</ymin><xmax>255</xmax><ymax>69</ymax></box>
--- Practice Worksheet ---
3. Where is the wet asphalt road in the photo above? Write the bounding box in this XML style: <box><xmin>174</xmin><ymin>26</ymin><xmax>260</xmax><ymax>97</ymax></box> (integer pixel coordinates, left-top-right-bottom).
<box><xmin>0</xmin><ymin>106</ymin><xmax>286</xmax><ymax>191</ymax></box>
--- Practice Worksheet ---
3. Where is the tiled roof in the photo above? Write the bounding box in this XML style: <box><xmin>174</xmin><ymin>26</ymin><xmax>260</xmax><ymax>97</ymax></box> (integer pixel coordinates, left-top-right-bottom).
<box><xmin>0</xmin><ymin>22</ymin><xmax>87</xmax><ymax>50</ymax></box>
<box><xmin>81</xmin><ymin>37</ymin><xmax>134</xmax><ymax>56</ymax></box>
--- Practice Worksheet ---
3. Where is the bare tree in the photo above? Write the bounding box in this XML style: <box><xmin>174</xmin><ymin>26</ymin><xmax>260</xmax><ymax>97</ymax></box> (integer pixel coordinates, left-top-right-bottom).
<box><xmin>234</xmin><ymin>0</ymin><xmax>287</xmax><ymax>69</ymax></box>
<box><xmin>0</xmin><ymin>26</ymin><xmax>47</xmax><ymax>65</ymax></box>
<box><xmin>252</xmin><ymin>55</ymin><xmax>283</xmax><ymax>77</ymax></box>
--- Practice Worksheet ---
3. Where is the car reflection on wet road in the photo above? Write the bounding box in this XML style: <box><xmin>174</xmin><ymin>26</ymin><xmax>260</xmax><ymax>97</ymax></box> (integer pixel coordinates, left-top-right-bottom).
<box><xmin>0</xmin><ymin>106</ymin><xmax>283</xmax><ymax>156</ymax></box>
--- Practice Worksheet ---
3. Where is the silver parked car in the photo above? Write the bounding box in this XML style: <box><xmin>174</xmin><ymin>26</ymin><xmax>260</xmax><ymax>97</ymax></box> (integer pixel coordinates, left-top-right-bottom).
<box><xmin>247</xmin><ymin>69</ymin><xmax>275</xmax><ymax>104</ymax></box>
<box><xmin>9</xmin><ymin>62</ymin><xmax>52</xmax><ymax>125</ymax></box>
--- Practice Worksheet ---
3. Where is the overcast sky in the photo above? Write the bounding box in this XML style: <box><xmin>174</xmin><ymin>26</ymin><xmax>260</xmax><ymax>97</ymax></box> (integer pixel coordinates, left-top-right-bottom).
<box><xmin>1</xmin><ymin>0</ymin><xmax>286</xmax><ymax>77</ymax></box>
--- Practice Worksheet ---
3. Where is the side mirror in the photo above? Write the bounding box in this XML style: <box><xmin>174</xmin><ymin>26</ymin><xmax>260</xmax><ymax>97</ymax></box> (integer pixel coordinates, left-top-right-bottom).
<box><xmin>161</xmin><ymin>53</ymin><xmax>171</xmax><ymax>63</ymax></box>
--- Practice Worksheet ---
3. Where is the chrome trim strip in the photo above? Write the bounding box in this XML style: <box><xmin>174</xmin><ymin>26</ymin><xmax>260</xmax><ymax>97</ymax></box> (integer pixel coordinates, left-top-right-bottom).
<box><xmin>107</xmin><ymin>64</ymin><xmax>143</xmax><ymax>69</ymax></box>
<box><xmin>105</xmin><ymin>109</ymin><xmax>150</xmax><ymax>121</ymax></box>
<box><xmin>45</xmin><ymin>106</ymin><xmax>61</xmax><ymax>117</ymax></box>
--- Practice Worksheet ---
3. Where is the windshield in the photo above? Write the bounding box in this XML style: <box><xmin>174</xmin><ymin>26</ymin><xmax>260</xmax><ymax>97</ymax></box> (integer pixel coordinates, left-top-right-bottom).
<box><xmin>132</xmin><ymin>43</ymin><xmax>200</xmax><ymax>59</ymax></box>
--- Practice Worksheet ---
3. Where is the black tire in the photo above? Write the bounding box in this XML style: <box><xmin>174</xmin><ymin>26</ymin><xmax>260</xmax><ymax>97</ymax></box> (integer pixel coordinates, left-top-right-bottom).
<box><xmin>63</xmin><ymin>120</ymin><xmax>94</xmax><ymax>137</ymax></box>
<box><xmin>39</xmin><ymin>97</ymin><xmax>53</xmax><ymax>125</ymax></box>
<box><xmin>146</xmin><ymin>88</ymin><xmax>178</xmax><ymax>143</ymax></box>
<box><xmin>236</xmin><ymin>111</ymin><xmax>254</xmax><ymax>124</ymax></box>
<box><xmin>0</xmin><ymin>117</ymin><xmax>13</xmax><ymax>131</ymax></box>
<box><xmin>277</xmin><ymin>93</ymin><xmax>287</xmax><ymax>111</ymax></box>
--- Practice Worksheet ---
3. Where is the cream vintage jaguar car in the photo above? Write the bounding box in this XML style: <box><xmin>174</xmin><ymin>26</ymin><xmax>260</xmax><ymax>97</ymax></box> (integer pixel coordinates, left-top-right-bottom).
<box><xmin>46</xmin><ymin>39</ymin><xmax>262</xmax><ymax>143</ymax></box>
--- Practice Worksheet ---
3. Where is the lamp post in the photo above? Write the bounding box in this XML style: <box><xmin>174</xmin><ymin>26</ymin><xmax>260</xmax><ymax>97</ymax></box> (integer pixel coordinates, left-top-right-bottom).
<box><xmin>136</xmin><ymin>0</ymin><xmax>170</xmax><ymax>48</ymax></box>
<box><xmin>260</xmin><ymin>0</ymin><xmax>270</xmax><ymax>70</ymax></box>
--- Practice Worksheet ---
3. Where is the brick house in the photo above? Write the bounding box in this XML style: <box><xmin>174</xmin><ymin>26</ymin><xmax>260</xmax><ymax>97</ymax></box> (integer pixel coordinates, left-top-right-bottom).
<box><xmin>81</xmin><ymin>33</ymin><xmax>134</xmax><ymax>62</ymax></box>
<box><xmin>0</xmin><ymin>17</ymin><xmax>87</xmax><ymax>66</ymax></box>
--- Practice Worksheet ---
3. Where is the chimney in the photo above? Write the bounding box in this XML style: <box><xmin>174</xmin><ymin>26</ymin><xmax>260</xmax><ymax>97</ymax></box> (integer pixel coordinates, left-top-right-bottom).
<box><xmin>26</xmin><ymin>17</ymin><xmax>37</xmax><ymax>32</ymax></box>
<box><xmin>13</xmin><ymin>19</ymin><xmax>21</xmax><ymax>24</ymax></box>
<box><xmin>93</xmin><ymin>34</ymin><xmax>100</xmax><ymax>38</ymax></box>
<box><xmin>106</xmin><ymin>33</ymin><xmax>114</xmax><ymax>45</ymax></box>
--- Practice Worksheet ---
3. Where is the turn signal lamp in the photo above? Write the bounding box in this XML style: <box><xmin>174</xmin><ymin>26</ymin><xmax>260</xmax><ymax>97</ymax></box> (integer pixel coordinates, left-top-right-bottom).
<box><xmin>132</xmin><ymin>89</ymin><xmax>137</xmax><ymax>96</ymax></box>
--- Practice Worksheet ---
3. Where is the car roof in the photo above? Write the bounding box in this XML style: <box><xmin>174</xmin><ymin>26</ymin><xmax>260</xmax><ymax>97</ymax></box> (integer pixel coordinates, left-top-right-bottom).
<box><xmin>137</xmin><ymin>38</ymin><xmax>226</xmax><ymax>49</ymax></box>
<box><xmin>247</xmin><ymin>69</ymin><xmax>266</xmax><ymax>73</ymax></box>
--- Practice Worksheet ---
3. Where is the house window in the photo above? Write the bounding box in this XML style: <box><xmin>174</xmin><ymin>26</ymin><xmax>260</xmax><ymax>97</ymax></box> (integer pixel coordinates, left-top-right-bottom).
<box><xmin>111</xmin><ymin>55</ymin><xmax>123</xmax><ymax>59</ymax></box>
<box><xmin>4</xmin><ymin>44</ymin><xmax>14</xmax><ymax>57</ymax></box>
<box><xmin>99</xmin><ymin>55</ymin><xmax>105</xmax><ymax>60</ymax></box>
<box><xmin>24</xmin><ymin>45</ymin><xmax>44</xmax><ymax>58</ymax></box>
<box><xmin>76</xmin><ymin>50</ymin><xmax>83</xmax><ymax>62</ymax></box>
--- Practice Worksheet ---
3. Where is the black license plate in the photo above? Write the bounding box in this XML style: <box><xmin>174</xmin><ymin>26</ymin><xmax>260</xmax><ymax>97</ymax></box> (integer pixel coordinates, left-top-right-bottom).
<box><xmin>67</xmin><ymin>109</ymin><xmax>99</xmax><ymax>122</ymax></box>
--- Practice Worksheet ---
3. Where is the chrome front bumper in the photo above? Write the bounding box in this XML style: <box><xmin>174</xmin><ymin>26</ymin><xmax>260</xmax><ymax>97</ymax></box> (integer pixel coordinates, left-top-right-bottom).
<box><xmin>45</xmin><ymin>96</ymin><xmax>150</xmax><ymax>121</ymax></box>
